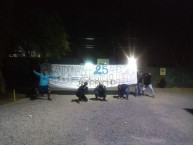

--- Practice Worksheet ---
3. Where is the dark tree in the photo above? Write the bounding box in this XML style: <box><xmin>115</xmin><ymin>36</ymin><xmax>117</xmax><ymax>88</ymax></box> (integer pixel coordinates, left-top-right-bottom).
<box><xmin>13</xmin><ymin>10</ymin><xmax>70</xmax><ymax>59</ymax></box>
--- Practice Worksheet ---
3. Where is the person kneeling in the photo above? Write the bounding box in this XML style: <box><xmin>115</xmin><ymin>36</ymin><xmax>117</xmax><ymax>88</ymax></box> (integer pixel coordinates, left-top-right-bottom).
<box><xmin>94</xmin><ymin>83</ymin><xmax>107</xmax><ymax>101</ymax></box>
<box><xmin>118</xmin><ymin>84</ymin><xmax>130</xmax><ymax>100</ymax></box>
<box><xmin>76</xmin><ymin>82</ymin><xmax>88</xmax><ymax>103</ymax></box>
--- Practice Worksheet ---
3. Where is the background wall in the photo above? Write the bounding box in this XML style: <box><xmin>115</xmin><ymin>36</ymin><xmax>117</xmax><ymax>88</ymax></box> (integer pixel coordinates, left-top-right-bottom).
<box><xmin>140</xmin><ymin>66</ymin><xmax>193</xmax><ymax>88</ymax></box>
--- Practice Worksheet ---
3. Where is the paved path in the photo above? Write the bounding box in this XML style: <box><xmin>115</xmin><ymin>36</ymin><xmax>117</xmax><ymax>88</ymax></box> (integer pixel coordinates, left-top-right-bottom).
<box><xmin>0</xmin><ymin>88</ymin><xmax>193</xmax><ymax>145</ymax></box>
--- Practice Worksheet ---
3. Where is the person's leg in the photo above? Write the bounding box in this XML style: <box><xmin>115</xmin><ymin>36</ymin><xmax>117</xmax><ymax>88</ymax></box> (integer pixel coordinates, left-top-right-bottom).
<box><xmin>125</xmin><ymin>92</ymin><xmax>129</xmax><ymax>100</ymax></box>
<box><xmin>125</xmin><ymin>87</ymin><xmax>129</xmax><ymax>100</ymax></box>
<box><xmin>148</xmin><ymin>84</ymin><xmax>155</xmax><ymax>97</ymax></box>
<box><xmin>103</xmin><ymin>94</ymin><xmax>106</xmax><ymax>101</ymax></box>
<box><xmin>135</xmin><ymin>84</ymin><xmax>138</xmax><ymax>96</ymax></box>
<box><xmin>46</xmin><ymin>87</ymin><xmax>52</xmax><ymax>101</ymax></box>
<box><xmin>76</xmin><ymin>95</ymin><xmax>80</xmax><ymax>103</ymax></box>
<box><xmin>78</xmin><ymin>94</ymin><xmax>83</xmax><ymax>102</ymax></box>
<box><xmin>138</xmin><ymin>83</ymin><xmax>142</xmax><ymax>96</ymax></box>
<box><xmin>31</xmin><ymin>87</ymin><xmax>38</xmax><ymax>100</ymax></box>
<box><xmin>118</xmin><ymin>85</ymin><xmax>121</xmax><ymax>98</ymax></box>
<box><xmin>95</xmin><ymin>93</ymin><xmax>99</xmax><ymax>100</ymax></box>
<box><xmin>95</xmin><ymin>90</ymin><xmax>99</xmax><ymax>100</ymax></box>
<box><xmin>120</xmin><ymin>89</ymin><xmax>124</xmax><ymax>99</ymax></box>
<box><xmin>47</xmin><ymin>89</ymin><xmax>52</xmax><ymax>100</ymax></box>
<box><xmin>37</xmin><ymin>86</ymin><xmax>44</xmax><ymax>98</ymax></box>
<box><xmin>125</xmin><ymin>85</ymin><xmax>130</xmax><ymax>100</ymax></box>
<box><xmin>142</xmin><ymin>85</ymin><xmax>147</xmax><ymax>96</ymax></box>
<box><xmin>82</xmin><ymin>95</ymin><xmax>88</xmax><ymax>102</ymax></box>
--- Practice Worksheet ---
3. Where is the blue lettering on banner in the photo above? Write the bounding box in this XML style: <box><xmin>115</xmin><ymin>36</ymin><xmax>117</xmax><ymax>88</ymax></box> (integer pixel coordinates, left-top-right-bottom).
<box><xmin>94</xmin><ymin>65</ymin><xmax>108</xmax><ymax>75</ymax></box>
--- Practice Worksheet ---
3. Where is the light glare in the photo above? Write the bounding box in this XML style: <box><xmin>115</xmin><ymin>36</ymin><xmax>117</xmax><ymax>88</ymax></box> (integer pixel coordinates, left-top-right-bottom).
<box><xmin>127</xmin><ymin>56</ymin><xmax>137</xmax><ymax>72</ymax></box>
<box><xmin>85</xmin><ymin>62</ymin><xmax>93</xmax><ymax>67</ymax></box>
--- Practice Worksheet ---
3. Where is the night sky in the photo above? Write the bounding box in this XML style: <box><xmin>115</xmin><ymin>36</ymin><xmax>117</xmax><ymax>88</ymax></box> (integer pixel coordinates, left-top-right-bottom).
<box><xmin>4</xmin><ymin>0</ymin><xmax>193</xmax><ymax>66</ymax></box>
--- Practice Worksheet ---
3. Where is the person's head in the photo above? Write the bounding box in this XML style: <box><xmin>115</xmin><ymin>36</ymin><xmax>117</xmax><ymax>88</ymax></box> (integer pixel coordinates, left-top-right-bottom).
<box><xmin>99</xmin><ymin>82</ymin><xmax>103</xmax><ymax>86</ymax></box>
<box><xmin>42</xmin><ymin>69</ymin><xmax>48</xmax><ymax>75</ymax></box>
<box><xmin>84</xmin><ymin>82</ymin><xmax>88</xmax><ymax>86</ymax></box>
<box><xmin>138</xmin><ymin>70</ymin><xmax>143</xmax><ymax>75</ymax></box>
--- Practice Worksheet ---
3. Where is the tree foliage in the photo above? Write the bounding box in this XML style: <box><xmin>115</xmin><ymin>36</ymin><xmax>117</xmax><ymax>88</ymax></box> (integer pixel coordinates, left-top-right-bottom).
<box><xmin>0</xmin><ymin>0</ymin><xmax>15</xmax><ymax>95</ymax></box>
<box><xmin>0</xmin><ymin>7</ymin><xmax>70</xmax><ymax>94</ymax></box>
<box><xmin>14</xmin><ymin>10</ymin><xmax>70</xmax><ymax>59</ymax></box>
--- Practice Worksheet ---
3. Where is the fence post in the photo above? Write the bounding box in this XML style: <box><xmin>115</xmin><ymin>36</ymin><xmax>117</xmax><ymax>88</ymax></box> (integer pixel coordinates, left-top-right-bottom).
<box><xmin>13</xmin><ymin>89</ymin><xmax>16</xmax><ymax>102</ymax></box>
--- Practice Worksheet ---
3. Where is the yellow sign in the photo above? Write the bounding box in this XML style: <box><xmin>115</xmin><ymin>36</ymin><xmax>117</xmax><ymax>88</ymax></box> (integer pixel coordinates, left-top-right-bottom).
<box><xmin>160</xmin><ymin>68</ymin><xmax>166</xmax><ymax>75</ymax></box>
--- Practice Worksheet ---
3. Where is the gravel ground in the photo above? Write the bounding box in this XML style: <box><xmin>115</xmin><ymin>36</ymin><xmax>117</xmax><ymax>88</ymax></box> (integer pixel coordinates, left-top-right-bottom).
<box><xmin>0</xmin><ymin>88</ymin><xmax>193</xmax><ymax>145</ymax></box>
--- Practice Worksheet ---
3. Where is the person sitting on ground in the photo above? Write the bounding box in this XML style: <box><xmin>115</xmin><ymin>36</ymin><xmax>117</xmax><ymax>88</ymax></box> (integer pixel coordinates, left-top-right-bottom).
<box><xmin>76</xmin><ymin>82</ymin><xmax>88</xmax><ymax>103</ymax></box>
<box><xmin>157</xmin><ymin>77</ymin><xmax>166</xmax><ymax>88</ymax></box>
<box><xmin>94</xmin><ymin>82</ymin><xmax>107</xmax><ymax>101</ymax></box>
<box><xmin>33</xmin><ymin>69</ymin><xmax>60</xmax><ymax>101</ymax></box>
<box><xmin>118</xmin><ymin>84</ymin><xmax>130</xmax><ymax>100</ymax></box>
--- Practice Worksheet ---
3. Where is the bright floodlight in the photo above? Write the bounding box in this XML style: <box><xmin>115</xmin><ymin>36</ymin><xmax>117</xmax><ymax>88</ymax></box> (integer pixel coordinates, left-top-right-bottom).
<box><xmin>85</xmin><ymin>61</ymin><xmax>93</xmax><ymax>67</ymax></box>
<box><xmin>127</xmin><ymin>57</ymin><xmax>137</xmax><ymax>71</ymax></box>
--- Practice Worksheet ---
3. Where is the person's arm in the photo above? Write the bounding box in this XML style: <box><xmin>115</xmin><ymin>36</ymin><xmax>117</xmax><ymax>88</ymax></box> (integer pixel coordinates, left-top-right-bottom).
<box><xmin>33</xmin><ymin>70</ymin><xmax>41</xmax><ymax>77</ymax></box>
<box><xmin>104</xmin><ymin>85</ymin><xmax>106</xmax><ymax>90</ymax></box>
<box><xmin>48</xmin><ymin>74</ymin><xmax>60</xmax><ymax>79</ymax></box>
<box><xmin>94</xmin><ymin>87</ymin><xmax>97</xmax><ymax>92</ymax></box>
<box><xmin>83</xmin><ymin>85</ymin><xmax>88</xmax><ymax>93</ymax></box>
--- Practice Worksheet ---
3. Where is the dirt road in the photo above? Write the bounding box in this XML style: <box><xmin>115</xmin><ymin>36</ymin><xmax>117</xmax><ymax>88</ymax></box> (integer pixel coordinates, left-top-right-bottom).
<box><xmin>0</xmin><ymin>88</ymin><xmax>193</xmax><ymax>145</ymax></box>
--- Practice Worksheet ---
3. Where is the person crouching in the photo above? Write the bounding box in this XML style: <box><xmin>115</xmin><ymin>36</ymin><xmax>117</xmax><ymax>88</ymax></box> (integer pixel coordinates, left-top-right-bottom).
<box><xmin>94</xmin><ymin>83</ymin><xmax>107</xmax><ymax>101</ymax></box>
<box><xmin>76</xmin><ymin>82</ymin><xmax>88</xmax><ymax>103</ymax></box>
<box><xmin>118</xmin><ymin>84</ymin><xmax>130</xmax><ymax>100</ymax></box>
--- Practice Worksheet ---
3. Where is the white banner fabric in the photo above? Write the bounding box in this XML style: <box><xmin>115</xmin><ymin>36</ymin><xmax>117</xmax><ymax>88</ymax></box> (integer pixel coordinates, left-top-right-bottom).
<box><xmin>49</xmin><ymin>64</ymin><xmax>137</xmax><ymax>90</ymax></box>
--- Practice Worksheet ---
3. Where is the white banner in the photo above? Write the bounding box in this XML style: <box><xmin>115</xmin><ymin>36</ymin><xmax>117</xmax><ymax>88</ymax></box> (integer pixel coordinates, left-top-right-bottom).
<box><xmin>49</xmin><ymin>64</ymin><xmax>137</xmax><ymax>90</ymax></box>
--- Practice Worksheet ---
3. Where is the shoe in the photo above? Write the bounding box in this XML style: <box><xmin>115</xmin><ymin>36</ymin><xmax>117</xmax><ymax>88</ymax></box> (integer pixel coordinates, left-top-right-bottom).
<box><xmin>77</xmin><ymin>100</ymin><xmax>80</xmax><ymax>104</ymax></box>
<box><xmin>47</xmin><ymin>98</ymin><xmax>52</xmax><ymax>101</ymax></box>
<box><xmin>152</xmin><ymin>95</ymin><xmax>155</xmax><ymax>98</ymax></box>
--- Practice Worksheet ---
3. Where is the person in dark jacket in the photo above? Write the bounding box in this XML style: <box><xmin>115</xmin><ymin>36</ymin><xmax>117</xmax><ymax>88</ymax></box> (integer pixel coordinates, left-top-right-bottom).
<box><xmin>94</xmin><ymin>83</ymin><xmax>107</xmax><ymax>101</ymax></box>
<box><xmin>118</xmin><ymin>84</ymin><xmax>130</xmax><ymax>100</ymax></box>
<box><xmin>142</xmin><ymin>73</ymin><xmax>155</xmax><ymax>98</ymax></box>
<box><xmin>76</xmin><ymin>82</ymin><xmax>88</xmax><ymax>103</ymax></box>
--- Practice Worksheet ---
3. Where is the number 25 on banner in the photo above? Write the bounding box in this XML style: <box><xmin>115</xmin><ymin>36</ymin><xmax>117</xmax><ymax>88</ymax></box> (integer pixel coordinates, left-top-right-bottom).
<box><xmin>94</xmin><ymin>65</ymin><xmax>108</xmax><ymax>75</ymax></box>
